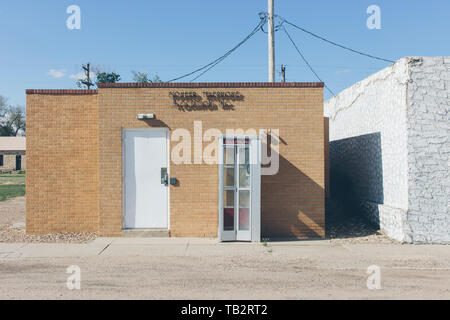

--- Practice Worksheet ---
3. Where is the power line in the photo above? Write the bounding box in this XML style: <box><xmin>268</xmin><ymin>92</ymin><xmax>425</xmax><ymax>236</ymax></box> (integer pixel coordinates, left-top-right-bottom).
<box><xmin>281</xmin><ymin>17</ymin><xmax>395</xmax><ymax>63</ymax></box>
<box><xmin>282</xmin><ymin>26</ymin><xmax>335</xmax><ymax>96</ymax></box>
<box><xmin>259</xmin><ymin>15</ymin><xmax>285</xmax><ymax>34</ymax></box>
<box><xmin>189</xmin><ymin>18</ymin><xmax>264</xmax><ymax>82</ymax></box>
<box><xmin>168</xmin><ymin>12</ymin><xmax>394</xmax><ymax>84</ymax></box>
<box><xmin>167</xmin><ymin>15</ymin><xmax>267</xmax><ymax>83</ymax></box>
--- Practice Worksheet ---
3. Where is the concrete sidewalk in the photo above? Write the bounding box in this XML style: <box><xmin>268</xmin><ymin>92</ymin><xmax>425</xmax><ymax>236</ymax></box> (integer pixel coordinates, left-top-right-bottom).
<box><xmin>1</xmin><ymin>237</ymin><xmax>449</xmax><ymax>264</ymax></box>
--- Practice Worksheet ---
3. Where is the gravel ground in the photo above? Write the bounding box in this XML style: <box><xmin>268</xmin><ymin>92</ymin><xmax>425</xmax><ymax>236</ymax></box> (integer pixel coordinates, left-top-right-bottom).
<box><xmin>324</xmin><ymin>197</ymin><xmax>399</xmax><ymax>244</ymax></box>
<box><xmin>326</xmin><ymin>216</ymin><xmax>399</xmax><ymax>244</ymax></box>
<box><xmin>0</xmin><ymin>226</ymin><xmax>98</xmax><ymax>243</ymax></box>
<box><xmin>0</xmin><ymin>197</ymin><xmax>97</xmax><ymax>243</ymax></box>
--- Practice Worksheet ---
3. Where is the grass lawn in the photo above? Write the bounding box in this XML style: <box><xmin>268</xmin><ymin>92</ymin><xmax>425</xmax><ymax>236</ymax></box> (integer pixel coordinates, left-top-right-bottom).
<box><xmin>0</xmin><ymin>173</ymin><xmax>25</xmax><ymax>201</ymax></box>
<box><xmin>0</xmin><ymin>184</ymin><xmax>25</xmax><ymax>201</ymax></box>
<box><xmin>0</xmin><ymin>173</ymin><xmax>25</xmax><ymax>185</ymax></box>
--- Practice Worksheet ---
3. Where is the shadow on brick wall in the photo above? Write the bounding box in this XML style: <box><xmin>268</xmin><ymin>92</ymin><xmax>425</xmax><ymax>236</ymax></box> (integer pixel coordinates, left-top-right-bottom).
<box><xmin>142</xmin><ymin>118</ymin><xmax>171</xmax><ymax>129</ymax></box>
<box><xmin>328</xmin><ymin>132</ymin><xmax>383</xmax><ymax>233</ymax></box>
<box><xmin>261</xmin><ymin>153</ymin><xmax>325</xmax><ymax>240</ymax></box>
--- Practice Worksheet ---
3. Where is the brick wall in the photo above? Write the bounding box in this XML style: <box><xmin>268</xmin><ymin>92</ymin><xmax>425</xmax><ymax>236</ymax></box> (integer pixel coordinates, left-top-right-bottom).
<box><xmin>26</xmin><ymin>91</ymin><xmax>99</xmax><ymax>234</ymax></box>
<box><xmin>325</xmin><ymin>57</ymin><xmax>450</xmax><ymax>244</ymax></box>
<box><xmin>21</xmin><ymin>154</ymin><xmax>26</xmax><ymax>170</ymax></box>
<box><xmin>97</xmin><ymin>84</ymin><xmax>325</xmax><ymax>238</ymax></box>
<box><xmin>325</xmin><ymin>59</ymin><xmax>410</xmax><ymax>241</ymax></box>
<box><xmin>406</xmin><ymin>57</ymin><xmax>450</xmax><ymax>244</ymax></box>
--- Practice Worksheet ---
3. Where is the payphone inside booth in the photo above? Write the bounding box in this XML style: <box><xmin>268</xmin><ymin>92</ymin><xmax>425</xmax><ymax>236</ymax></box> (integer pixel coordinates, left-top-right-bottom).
<box><xmin>218</xmin><ymin>135</ymin><xmax>261</xmax><ymax>242</ymax></box>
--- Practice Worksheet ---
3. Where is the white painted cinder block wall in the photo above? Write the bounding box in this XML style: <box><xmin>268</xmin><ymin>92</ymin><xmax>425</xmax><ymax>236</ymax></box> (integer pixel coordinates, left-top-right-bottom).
<box><xmin>325</xmin><ymin>57</ymin><xmax>449</xmax><ymax>244</ymax></box>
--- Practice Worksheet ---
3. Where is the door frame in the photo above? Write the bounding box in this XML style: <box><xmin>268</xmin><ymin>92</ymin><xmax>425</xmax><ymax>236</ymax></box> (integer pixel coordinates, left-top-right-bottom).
<box><xmin>218</xmin><ymin>134</ymin><xmax>261</xmax><ymax>242</ymax></box>
<box><xmin>122</xmin><ymin>128</ymin><xmax>170</xmax><ymax>230</ymax></box>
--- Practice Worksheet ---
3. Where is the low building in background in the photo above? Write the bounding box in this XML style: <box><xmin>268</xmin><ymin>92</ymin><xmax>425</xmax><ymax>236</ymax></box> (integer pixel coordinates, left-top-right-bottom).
<box><xmin>0</xmin><ymin>137</ymin><xmax>26</xmax><ymax>171</ymax></box>
<box><xmin>325</xmin><ymin>57</ymin><xmax>449</xmax><ymax>244</ymax></box>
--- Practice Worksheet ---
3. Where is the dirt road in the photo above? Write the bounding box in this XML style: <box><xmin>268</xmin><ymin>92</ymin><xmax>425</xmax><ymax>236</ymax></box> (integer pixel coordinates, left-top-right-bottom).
<box><xmin>0</xmin><ymin>197</ymin><xmax>448</xmax><ymax>299</ymax></box>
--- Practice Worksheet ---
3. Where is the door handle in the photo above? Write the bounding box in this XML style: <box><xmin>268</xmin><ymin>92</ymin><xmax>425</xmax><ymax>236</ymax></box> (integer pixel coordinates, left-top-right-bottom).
<box><xmin>161</xmin><ymin>167</ymin><xmax>168</xmax><ymax>186</ymax></box>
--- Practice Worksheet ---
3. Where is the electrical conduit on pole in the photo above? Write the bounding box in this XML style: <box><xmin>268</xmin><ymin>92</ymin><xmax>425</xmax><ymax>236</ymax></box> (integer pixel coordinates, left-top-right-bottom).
<box><xmin>268</xmin><ymin>0</ymin><xmax>275</xmax><ymax>82</ymax></box>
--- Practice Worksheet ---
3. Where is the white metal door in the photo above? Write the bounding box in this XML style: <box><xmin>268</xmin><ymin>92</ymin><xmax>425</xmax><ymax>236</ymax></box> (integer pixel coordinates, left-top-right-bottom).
<box><xmin>123</xmin><ymin>129</ymin><xmax>168</xmax><ymax>229</ymax></box>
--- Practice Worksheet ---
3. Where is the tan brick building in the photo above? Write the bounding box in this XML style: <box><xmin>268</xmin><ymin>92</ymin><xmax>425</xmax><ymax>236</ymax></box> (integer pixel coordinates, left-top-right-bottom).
<box><xmin>26</xmin><ymin>83</ymin><xmax>326</xmax><ymax>241</ymax></box>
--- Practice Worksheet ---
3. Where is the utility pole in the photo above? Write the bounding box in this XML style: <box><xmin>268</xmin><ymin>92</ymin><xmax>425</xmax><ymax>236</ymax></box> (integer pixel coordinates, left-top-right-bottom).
<box><xmin>81</xmin><ymin>63</ymin><xmax>93</xmax><ymax>90</ymax></box>
<box><xmin>281</xmin><ymin>65</ymin><xmax>286</xmax><ymax>83</ymax></box>
<box><xmin>268</xmin><ymin>0</ymin><xmax>275</xmax><ymax>82</ymax></box>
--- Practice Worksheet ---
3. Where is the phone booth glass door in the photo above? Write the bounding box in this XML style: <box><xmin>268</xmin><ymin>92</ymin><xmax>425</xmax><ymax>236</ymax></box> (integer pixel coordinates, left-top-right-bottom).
<box><xmin>219</xmin><ymin>136</ymin><xmax>260</xmax><ymax>242</ymax></box>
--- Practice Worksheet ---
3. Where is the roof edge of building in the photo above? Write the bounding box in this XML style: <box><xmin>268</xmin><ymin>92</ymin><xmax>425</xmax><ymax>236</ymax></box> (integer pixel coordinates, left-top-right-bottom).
<box><xmin>98</xmin><ymin>82</ymin><xmax>324</xmax><ymax>89</ymax></box>
<box><xmin>26</xmin><ymin>83</ymin><xmax>325</xmax><ymax>94</ymax></box>
<box><xmin>26</xmin><ymin>89</ymin><xmax>98</xmax><ymax>95</ymax></box>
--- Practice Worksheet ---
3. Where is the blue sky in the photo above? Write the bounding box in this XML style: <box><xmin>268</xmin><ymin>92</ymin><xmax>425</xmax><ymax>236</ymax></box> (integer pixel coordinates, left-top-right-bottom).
<box><xmin>1</xmin><ymin>0</ymin><xmax>449</xmax><ymax>106</ymax></box>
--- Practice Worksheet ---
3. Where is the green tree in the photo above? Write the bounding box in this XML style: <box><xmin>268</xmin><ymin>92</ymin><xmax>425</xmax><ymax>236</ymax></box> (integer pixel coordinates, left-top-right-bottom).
<box><xmin>132</xmin><ymin>71</ymin><xmax>162</xmax><ymax>83</ymax></box>
<box><xmin>96</xmin><ymin>72</ymin><xmax>121</xmax><ymax>84</ymax></box>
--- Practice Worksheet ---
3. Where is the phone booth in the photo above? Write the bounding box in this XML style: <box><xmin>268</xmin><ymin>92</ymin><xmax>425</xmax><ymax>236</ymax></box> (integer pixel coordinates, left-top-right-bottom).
<box><xmin>218</xmin><ymin>135</ymin><xmax>261</xmax><ymax>242</ymax></box>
